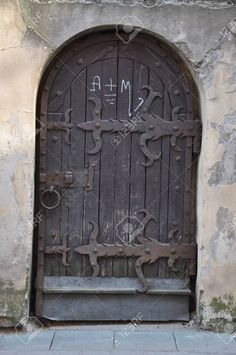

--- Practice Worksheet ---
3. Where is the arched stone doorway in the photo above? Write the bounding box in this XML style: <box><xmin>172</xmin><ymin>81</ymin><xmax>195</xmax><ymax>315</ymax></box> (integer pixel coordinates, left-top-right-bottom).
<box><xmin>35</xmin><ymin>30</ymin><xmax>201</xmax><ymax>321</ymax></box>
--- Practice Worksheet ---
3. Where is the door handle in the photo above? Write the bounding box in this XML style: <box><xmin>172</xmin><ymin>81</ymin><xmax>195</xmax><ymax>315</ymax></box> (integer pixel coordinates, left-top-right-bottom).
<box><xmin>40</xmin><ymin>186</ymin><xmax>61</xmax><ymax>210</ymax></box>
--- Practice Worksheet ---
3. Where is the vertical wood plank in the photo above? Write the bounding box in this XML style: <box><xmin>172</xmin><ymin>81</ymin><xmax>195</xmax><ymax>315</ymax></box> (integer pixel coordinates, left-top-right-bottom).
<box><xmin>128</xmin><ymin>62</ymin><xmax>148</xmax><ymax>277</ymax></box>
<box><xmin>158</xmin><ymin>89</ymin><xmax>171</xmax><ymax>278</ymax></box>
<box><xmin>167</xmin><ymin>89</ymin><xmax>186</xmax><ymax>279</ymax></box>
<box><xmin>60</xmin><ymin>89</ymin><xmax>71</xmax><ymax>276</ymax></box>
<box><xmin>99</xmin><ymin>49</ymin><xmax>118</xmax><ymax>277</ymax></box>
<box><xmin>45</xmin><ymin>112</ymin><xmax>63</xmax><ymax>276</ymax></box>
<box><xmin>113</xmin><ymin>56</ymin><xmax>133</xmax><ymax>277</ymax></box>
<box><xmin>69</xmin><ymin>70</ymin><xmax>86</xmax><ymax>276</ymax></box>
<box><xmin>144</xmin><ymin>70</ymin><xmax>163</xmax><ymax>278</ymax></box>
<box><xmin>83</xmin><ymin>62</ymin><xmax>102</xmax><ymax>276</ymax></box>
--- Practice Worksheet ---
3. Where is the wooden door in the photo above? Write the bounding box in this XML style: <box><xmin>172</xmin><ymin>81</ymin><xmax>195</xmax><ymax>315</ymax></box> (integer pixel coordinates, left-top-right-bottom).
<box><xmin>36</xmin><ymin>32</ymin><xmax>201</xmax><ymax>321</ymax></box>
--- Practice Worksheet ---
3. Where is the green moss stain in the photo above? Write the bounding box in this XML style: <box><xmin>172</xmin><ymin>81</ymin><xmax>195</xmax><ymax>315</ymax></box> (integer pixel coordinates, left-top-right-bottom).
<box><xmin>210</xmin><ymin>294</ymin><xmax>236</xmax><ymax>318</ymax></box>
<box><xmin>199</xmin><ymin>293</ymin><xmax>236</xmax><ymax>330</ymax></box>
<box><xmin>0</xmin><ymin>279</ymin><xmax>28</xmax><ymax>325</ymax></box>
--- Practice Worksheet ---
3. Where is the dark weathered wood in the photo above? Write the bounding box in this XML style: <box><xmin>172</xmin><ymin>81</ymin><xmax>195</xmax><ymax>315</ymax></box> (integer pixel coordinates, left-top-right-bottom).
<box><xmin>60</xmin><ymin>90</ymin><xmax>71</xmax><ymax>276</ymax></box>
<box><xmin>68</xmin><ymin>70</ymin><xmax>86</xmax><ymax>276</ymax></box>
<box><xmin>99</xmin><ymin>47</ymin><xmax>118</xmax><ymax>276</ymax></box>
<box><xmin>128</xmin><ymin>62</ymin><xmax>148</xmax><ymax>277</ymax></box>
<box><xmin>83</xmin><ymin>62</ymin><xmax>102</xmax><ymax>276</ymax></box>
<box><xmin>37</xmin><ymin>32</ymin><xmax>200</xmax><ymax>320</ymax></box>
<box><xmin>144</xmin><ymin>69</ymin><xmax>163</xmax><ymax>278</ymax></box>
<box><xmin>45</xmin><ymin>112</ymin><xmax>63</xmax><ymax>276</ymax></box>
<box><xmin>112</xmin><ymin>56</ymin><xmax>132</xmax><ymax>277</ymax></box>
<box><xmin>158</xmin><ymin>90</ymin><xmax>171</xmax><ymax>278</ymax></box>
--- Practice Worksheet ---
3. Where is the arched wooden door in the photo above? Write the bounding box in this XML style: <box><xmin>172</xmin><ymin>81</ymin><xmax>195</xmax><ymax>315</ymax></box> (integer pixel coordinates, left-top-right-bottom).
<box><xmin>36</xmin><ymin>31</ymin><xmax>201</xmax><ymax>321</ymax></box>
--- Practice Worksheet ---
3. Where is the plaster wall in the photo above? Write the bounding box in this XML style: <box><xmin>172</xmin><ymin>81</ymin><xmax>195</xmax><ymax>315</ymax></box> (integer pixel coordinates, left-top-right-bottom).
<box><xmin>0</xmin><ymin>0</ymin><xmax>235</xmax><ymax>328</ymax></box>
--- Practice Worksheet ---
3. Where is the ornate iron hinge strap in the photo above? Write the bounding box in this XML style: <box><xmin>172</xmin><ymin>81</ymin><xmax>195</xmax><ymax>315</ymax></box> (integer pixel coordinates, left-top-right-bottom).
<box><xmin>45</xmin><ymin>233</ymin><xmax>70</xmax><ymax>266</ymax></box>
<box><xmin>47</xmin><ymin>109</ymin><xmax>73</xmax><ymax>144</ymax></box>
<box><xmin>75</xmin><ymin>210</ymin><xmax>197</xmax><ymax>291</ymax></box>
<box><xmin>77</xmin><ymin>86</ymin><xmax>201</xmax><ymax>167</ymax></box>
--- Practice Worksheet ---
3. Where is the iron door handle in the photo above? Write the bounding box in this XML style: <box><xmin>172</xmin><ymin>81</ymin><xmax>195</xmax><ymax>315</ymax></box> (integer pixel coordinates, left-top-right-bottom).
<box><xmin>40</xmin><ymin>186</ymin><xmax>61</xmax><ymax>210</ymax></box>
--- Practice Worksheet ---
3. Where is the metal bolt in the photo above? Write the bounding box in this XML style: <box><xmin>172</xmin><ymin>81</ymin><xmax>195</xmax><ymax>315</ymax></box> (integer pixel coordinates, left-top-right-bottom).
<box><xmin>149</xmin><ymin>125</ymin><xmax>154</xmax><ymax>130</ymax></box>
<box><xmin>95</xmin><ymin>122</ymin><xmax>100</xmax><ymax>128</ymax></box>
<box><xmin>156</xmin><ymin>62</ymin><xmax>161</xmax><ymax>67</ymax></box>
<box><xmin>145</xmin><ymin>248</ymin><xmax>151</xmax><ymax>254</ymax></box>
<box><xmin>108</xmin><ymin>46</ymin><xmax>114</xmax><ymax>52</ymax></box>
<box><xmin>173</xmin><ymin>126</ymin><xmax>178</xmax><ymax>131</ymax></box>
<box><xmin>77</xmin><ymin>58</ymin><xmax>84</xmax><ymax>65</ymax></box>
<box><xmin>176</xmin><ymin>156</ymin><xmax>181</xmax><ymax>161</ymax></box>
<box><xmin>175</xmin><ymin>185</ymin><xmax>180</xmax><ymax>191</ymax></box>
<box><xmin>171</xmin><ymin>248</ymin><xmax>176</xmax><ymax>254</ymax></box>
<box><xmin>174</xmin><ymin>90</ymin><xmax>180</xmax><ymax>96</ymax></box>
<box><xmin>52</xmin><ymin>136</ymin><xmax>58</xmax><ymax>143</ymax></box>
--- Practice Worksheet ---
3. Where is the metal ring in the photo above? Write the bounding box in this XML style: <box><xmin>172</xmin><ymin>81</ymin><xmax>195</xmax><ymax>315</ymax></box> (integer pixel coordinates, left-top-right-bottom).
<box><xmin>40</xmin><ymin>186</ymin><xmax>61</xmax><ymax>210</ymax></box>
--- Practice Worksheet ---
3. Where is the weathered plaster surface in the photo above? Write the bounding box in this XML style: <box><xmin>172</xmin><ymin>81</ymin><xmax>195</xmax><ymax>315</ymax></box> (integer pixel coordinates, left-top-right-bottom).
<box><xmin>19</xmin><ymin>0</ymin><xmax>236</xmax><ymax>63</ymax></box>
<box><xmin>0</xmin><ymin>0</ymin><xmax>236</xmax><ymax>328</ymax></box>
<box><xmin>0</xmin><ymin>0</ymin><xmax>49</xmax><ymax>326</ymax></box>
<box><xmin>28</xmin><ymin>0</ymin><xmax>236</xmax><ymax>9</ymax></box>
<box><xmin>197</xmin><ymin>33</ymin><xmax>236</xmax><ymax>328</ymax></box>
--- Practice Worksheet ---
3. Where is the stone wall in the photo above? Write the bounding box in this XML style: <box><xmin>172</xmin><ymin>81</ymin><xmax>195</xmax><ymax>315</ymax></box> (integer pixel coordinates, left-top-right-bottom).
<box><xmin>0</xmin><ymin>0</ymin><xmax>235</xmax><ymax>328</ymax></box>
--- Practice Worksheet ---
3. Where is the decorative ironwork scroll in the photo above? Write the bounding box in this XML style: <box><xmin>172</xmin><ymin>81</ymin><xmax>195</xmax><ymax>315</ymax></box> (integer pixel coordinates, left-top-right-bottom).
<box><xmin>77</xmin><ymin>86</ymin><xmax>201</xmax><ymax>167</ymax></box>
<box><xmin>47</xmin><ymin>109</ymin><xmax>73</xmax><ymax>144</ymax></box>
<box><xmin>75</xmin><ymin>210</ymin><xmax>197</xmax><ymax>291</ymax></box>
